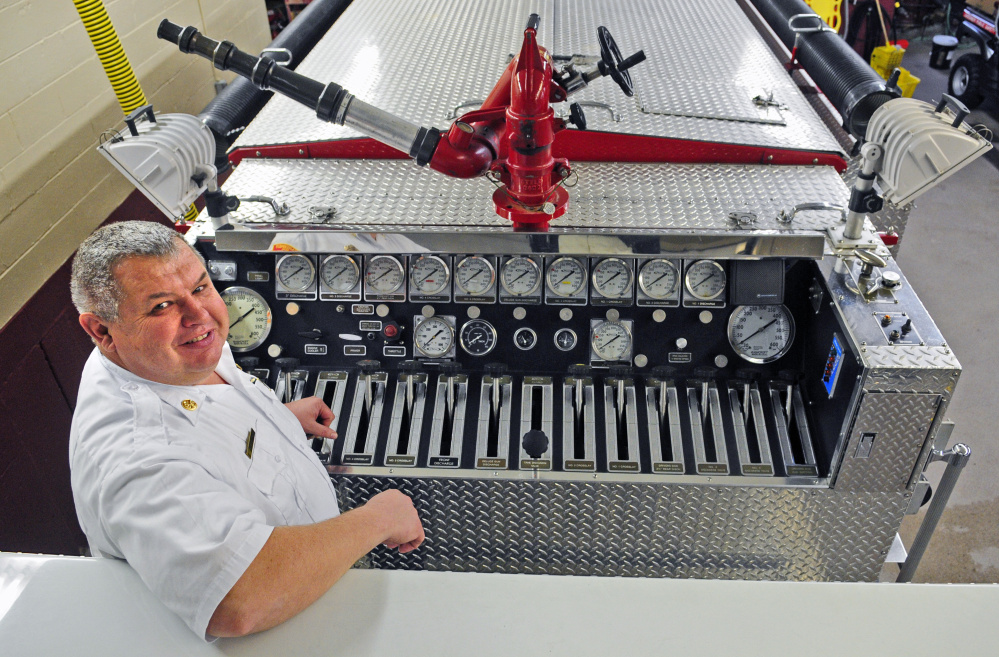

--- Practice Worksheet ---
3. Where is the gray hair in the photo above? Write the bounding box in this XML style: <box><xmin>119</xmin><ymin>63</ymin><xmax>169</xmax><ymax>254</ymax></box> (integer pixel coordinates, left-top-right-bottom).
<box><xmin>70</xmin><ymin>221</ymin><xmax>204</xmax><ymax>322</ymax></box>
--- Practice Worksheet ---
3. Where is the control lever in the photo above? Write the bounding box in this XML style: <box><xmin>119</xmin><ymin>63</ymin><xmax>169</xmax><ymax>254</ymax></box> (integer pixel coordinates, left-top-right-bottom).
<box><xmin>522</xmin><ymin>429</ymin><xmax>550</xmax><ymax>460</ymax></box>
<box><xmin>609</xmin><ymin>365</ymin><xmax>632</xmax><ymax>427</ymax></box>
<box><xmin>274</xmin><ymin>357</ymin><xmax>300</xmax><ymax>403</ymax></box>
<box><xmin>650</xmin><ymin>366</ymin><xmax>676</xmax><ymax>425</ymax></box>
<box><xmin>440</xmin><ymin>360</ymin><xmax>461</xmax><ymax>421</ymax></box>
<box><xmin>238</xmin><ymin>356</ymin><xmax>259</xmax><ymax>370</ymax></box>
<box><xmin>399</xmin><ymin>360</ymin><xmax>421</xmax><ymax>415</ymax></box>
<box><xmin>357</xmin><ymin>359</ymin><xmax>381</xmax><ymax>413</ymax></box>
<box><xmin>568</xmin><ymin>364</ymin><xmax>591</xmax><ymax>426</ymax></box>
<box><xmin>855</xmin><ymin>248</ymin><xmax>888</xmax><ymax>299</ymax></box>
<box><xmin>485</xmin><ymin>363</ymin><xmax>508</xmax><ymax>421</ymax></box>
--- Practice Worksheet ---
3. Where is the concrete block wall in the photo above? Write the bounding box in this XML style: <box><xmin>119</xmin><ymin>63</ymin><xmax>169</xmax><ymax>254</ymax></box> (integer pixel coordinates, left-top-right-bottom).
<box><xmin>0</xmin><ymin>0</ymin><xmax>270</xmax><ymax>329</ymax></box>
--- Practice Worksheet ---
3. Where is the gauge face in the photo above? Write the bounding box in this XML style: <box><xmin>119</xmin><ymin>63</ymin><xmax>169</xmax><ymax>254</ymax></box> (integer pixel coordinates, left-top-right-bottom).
<box><xmin>365</xmin><ymin>255</ymin><xmax>405</xmax><ymax>294</ymax></box>
<box><xmin>410</xmin><ymin>255</ymin><xmax>450</xmax><ymax>295</ymax></box>
<box><xmin>554</xmin><ymin>328</ymin><xmax>577</xmax><ymax>352</ymax></box>
<box><xmin>459</xmin><ymin>319</ymin><xmax>497</xmax><ymax>356</ymax></box>
<box><xmin>454</xmin><ymin>256</ymin><xmax>495</xmax><ymax>295</ymax></box>
<box><xmin>591</xmin><ymin>258</ymin><xmax>633</xmax><ymax>299</ymax></box>
<box><xmin>276</xmin><ymin>254</ymin><xmax>315</xmax><ymax>292</ymax></box>
<box><xmin>513</xmin><ymin>327</ymin><xmax>538</xmax><ymax>351</ymax></box>
<box><xmin>414</xmin><ymin>316</ymin><xmax>455</xmax><ymax>358</ymax></box>
<box><xmin>220</xmin><ymin>286</ymin><xmax>272</xmax><ymax>352</ymax></box>
<box><xmin>546</xmin><ymin>257</ymin><xmax>586</xmax><ymax>297</ymax></box>
<box><xmin>591</xmin><ymin>320</ymin><xmax>632</xmax><ymax>361</ymax></box>
<box><xmin>500</xmin><ymin>257</ymin><xmax>542</xmax><ymax>296</ymax></box>
<box><xmin>727</xmin><ymin>305</ymin><xmax>795</xmax><ymax>364</ymax></box>
<box><xmin>684</xmin><ymin>260</ymin><xmax>727</xmax><ymax>300</ymax></box>
<box><xmin>638</xmin><ymin>259</ymin><xmax>679</xmax><ymax>299</ymax></box>
<box><xmin>319</xmin><ymin>254</ymin><xmax>360</xmax><ymax>293</ymax></box>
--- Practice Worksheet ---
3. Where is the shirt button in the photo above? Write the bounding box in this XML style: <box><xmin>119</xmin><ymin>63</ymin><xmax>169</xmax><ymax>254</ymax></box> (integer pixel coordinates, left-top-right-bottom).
<box><xmin>274</xmin><ymin>455</ymin><xmax>282</xmax><ymax>463</ymax></box>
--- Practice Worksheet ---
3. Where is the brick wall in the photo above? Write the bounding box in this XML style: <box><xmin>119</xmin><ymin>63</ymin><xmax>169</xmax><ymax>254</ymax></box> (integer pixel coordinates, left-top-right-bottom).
<box><xmin>0</xmin><ymin>0</ymin><xmax>269</xmax><ymax>329</ymax></box>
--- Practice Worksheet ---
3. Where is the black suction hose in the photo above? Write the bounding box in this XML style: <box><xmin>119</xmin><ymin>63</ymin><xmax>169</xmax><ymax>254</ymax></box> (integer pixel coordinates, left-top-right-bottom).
<box><xmin>196</xmin><ymin>0</ymin><xmax>354</xmax><ymax>170</ymax></box>
<box><xmin>748</xmin><ymin>0</ymin><xmax>899</xmax><ymax>139</ymax></box>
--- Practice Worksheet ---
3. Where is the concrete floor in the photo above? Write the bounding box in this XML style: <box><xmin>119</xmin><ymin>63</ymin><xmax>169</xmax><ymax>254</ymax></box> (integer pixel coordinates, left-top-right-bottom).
<box><xmin>883</xmin><ymin>31</ymin><xmax>999</xmax><ymax>583</ymax></box>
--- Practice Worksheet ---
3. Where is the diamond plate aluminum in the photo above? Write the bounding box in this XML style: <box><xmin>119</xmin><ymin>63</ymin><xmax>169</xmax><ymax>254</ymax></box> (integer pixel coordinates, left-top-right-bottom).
<box><xmin>206</xmin><ymin>159</ymin><xmax>848</xmax><ymax>231</ymax></box>
<box><xmin>333</xmin><ymin>476</ymin><xmax>907</xmax><ymax>581</ymax></box>
<box><xmin>236</xmin><ymin>0</ymin><xmax>553</xmax><ymax>148</ymax></box>
<box><xmin>834</xmin><ymin>392</ymin><xmax>941</xmax><ymax>493</ymax></box>
<box><xmin>551</xmin><ymin>0</ymin><xmax>843</xmax><ymax>152</ymax></box>
<box><xmin>234</xmin><ymin>0</ymin><xmax>843</xmax><ymax>155</ymax></box>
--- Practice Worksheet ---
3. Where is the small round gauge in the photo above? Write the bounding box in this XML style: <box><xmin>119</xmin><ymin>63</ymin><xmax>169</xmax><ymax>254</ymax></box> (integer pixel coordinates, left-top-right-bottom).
<box><xmin>727</xmin><ymin>305</ymin><xmax>795</xmax><ymax>364</ymax></box>
<box><xmin>554</xmin><ymin>328</ymin><xmax>577</xmax><ymax>352</ymax></box>
<box><xmin>410</xmin><ymin>255</ymin><xmax>450</xmax><ymax>296</ymax></box>
<box><xmin>638</xmin><ymin>259</ymin><xmax>679</xmax><ymax>299</ymax></box>
<box><xmin>454</xmin><ymin>256</ymin><xmax>496</xmax><ymax>296</ymax></box>
<box><xmin>500</xmin><ymin>257</ymin><xmax>542</xmax><ymax>296</ymax></box>
<box><xmin>591</xmin><ymin>258</ymin><xmax>633</xmax><ymax>299</ymax></box>
<box><xmin>414</xmin><ymin>316</ymin><xmax>455</xmax><ymax>358</ymax></box>
<box><xmin>513</xmin><ymin>327</ymin><xmax>538</xmax><ymax>351</ymax></box>
<box><xmin>319</xmin><ymin>254</ymin><xmax>360</xmax><ymax>293</ymax></box>
<box><xmin>276</xmin><ymin>254</ymin><xmax>315</xmax><ymax>292</ymax></box>
<box><xmin>364</xmin><ymin>255</ymin><xmax>405</xmax><ymax>294</ymax></box>
<box><xmin>220</xmin><ymin>286</ymin><xmax>272</xmax><ymax>352</ymax></box>
<box><xmin>546</xmin><ymin>257</ymin><xmax>586</xmax><ymax>297</ymax></box>
<box><xmin>459</xmin><ymin>319</ymin><xmax>497</xmax><ymax>356</ymax></box>
<box><xmin>684</xmin><ymin>260</ymin><xmax>727</xmax><ymax>301</ymax></box>
<box><xmin>591</xmin><ymin>320</ymin><xmax>633</xmax><ymax>361</ymax></box>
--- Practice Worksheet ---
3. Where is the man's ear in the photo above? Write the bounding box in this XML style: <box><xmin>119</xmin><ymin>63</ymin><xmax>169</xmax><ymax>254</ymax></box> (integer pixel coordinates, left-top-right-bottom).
<box><xmin>79</xmin><ymin>313</ymin><xmax>116</xmax><ymax>352</ymax></box>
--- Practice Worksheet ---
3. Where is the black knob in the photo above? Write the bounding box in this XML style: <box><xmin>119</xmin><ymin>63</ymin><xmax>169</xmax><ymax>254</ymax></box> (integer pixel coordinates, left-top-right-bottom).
<box><xmin>484</xmin><ymin>362</ymin><xmax>508</xmax><ymax>376</ymax></box>
<box><xmin>275</xmin><ymin>357</ymin><xmax>300</xmax><ymax>370</ymax></box>
<box><xmin>238</xmin><ymin>357</ymin><xmax>260</xmax><ymax>370</ymax></box>
<box><xmin>297</xmin><ymin>329</ymin><xmax>323</xmax><ymax>340</ymax></box>
<box><xmin>522</xmin><ymin>429</ymin><xmax>549</xmax><ymax>459</ymax></box>
<box><xmin>399</xmin><ymin>359</ymin><xmax>421</xmax><ymax>372</ymax></box>
<box><xmin>357</xmin><ymin>359</ymin><xmax>381</xmax><ymax>373</ymax></box>
<box><xmin>608</xmin><ymin>364</ymin><xmax>632</xmax><ymax>379</ymax></box>
<box><xmin>568</xmin><ymin>102</ymin><xmax>587</xmax><ymax>130</ymax></box>
<box><xmin>649</xmin><ymin>365</ymin><xmax>676</xmax><ymax>380</ymax></box>
<box><xmin>440</xmin><ymin>360</ymin><xmax>462</xmax><ymax>377</ymax></box>
<box><xmin>568</xmin><ymin>363</ymin><xmax>592</xmax><ymax>378</ymax></box>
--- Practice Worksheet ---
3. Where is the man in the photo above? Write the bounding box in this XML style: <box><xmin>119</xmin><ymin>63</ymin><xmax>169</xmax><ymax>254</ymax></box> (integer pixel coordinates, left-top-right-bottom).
<box><xmin>69</xmin><ymin>220</ymin><xmax>424</xmax><ymax>639</ymax></box>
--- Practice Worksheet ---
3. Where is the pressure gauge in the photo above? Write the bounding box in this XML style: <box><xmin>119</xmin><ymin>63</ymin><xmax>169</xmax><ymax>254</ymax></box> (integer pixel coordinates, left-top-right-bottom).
<box><xmin>684</xmin><ymin>260</ymin><xmax>726</xmax><ymax>300</ymax></box>
<box><xmin>591</xmin><ymin>320</ymin><xmax>632</xmax><ymax>361</ymax></box>
<box><xmin>546</xmin><ymin>257</ymin><xmax>586</xmax><ymax>297</ymax></box>
<box><xmin>410</xmin><ymin>255</ymin><xmax>450</xmax><ymax>295</ymax></box>
<box><xmin>414</xmin><ymin>316</ymin><xmax>455</xmax><ymax>358</ymax></box>
<box><xmin>500</xmin><ymin>257</ymin><xmax>542</xmax><ymax>296</ymax></box>
<box><xmin>638</xmin><ymin>259</ymin><xmax>679</xmax><ymax>299</ymax></box>
<box><xmin>454</xmin><ymin>256</ymin><xmax>495</xmax><ymax>296</ymax></box>
<box><xmin>459</xmin><ymin>319</ymin><xmax>497</xmax><ymax>356</ymax></box>
<box><xmin>220</xmin><ymin>286</ymin><xmax>272</xmax><ymax>352</ymax></box>
<box><xmin>365</xmin><ymin>255</ymin><xmax>405</xmax><ymax>294</ymax></box>
<box><xmin>591</xmin><ymin>258</ymin><xmax>633</xmax><ymax>298</ymax></box>
<box><xmin>319</xmin><ymin>254</ymin><xmax>360</xmax><ymax>293</ymax></box>
<box><xmin>276</xmin><ymin>254</ymin><xmax>315</xmax><ymax>292</ymax></box>
<box><xmin>727</xmin><ymin>305</ymin><xmax>795</xmax><ymax>364</ymax></box>
<box><xmin>513</xmin><ymin>327</ymin><xmax>538</xmax><ymax>351</ymax></box>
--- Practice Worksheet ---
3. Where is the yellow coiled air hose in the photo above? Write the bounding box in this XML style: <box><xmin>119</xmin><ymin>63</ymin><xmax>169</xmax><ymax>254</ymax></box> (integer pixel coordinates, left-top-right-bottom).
<box><xmin>74</xmin><ymin>0</ymin><xmax>200</xmax><ymax>223</ymax></box>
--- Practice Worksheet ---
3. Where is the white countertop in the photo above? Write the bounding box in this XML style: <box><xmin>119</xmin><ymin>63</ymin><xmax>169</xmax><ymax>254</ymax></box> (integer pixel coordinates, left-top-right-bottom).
<box><xmin>2</xmin><ymin>553</ymin><xmax>997</xmax><ymax>656</ymax></box>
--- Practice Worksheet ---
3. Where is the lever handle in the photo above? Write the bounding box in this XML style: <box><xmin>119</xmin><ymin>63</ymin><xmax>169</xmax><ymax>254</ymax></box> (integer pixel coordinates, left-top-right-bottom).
<box><xmin>522</xmin><ymin>429</ymin><xmax>549</xmax><ymax>459</ymax></box>
<box><xmin>935</xmin><ymin>93</ymin><xmax>970</xmax><ymax>128</ymax></box>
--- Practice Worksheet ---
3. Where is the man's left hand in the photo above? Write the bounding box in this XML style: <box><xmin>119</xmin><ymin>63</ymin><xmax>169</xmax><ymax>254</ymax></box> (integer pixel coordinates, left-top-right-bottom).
<box><xmin>284</xmin><ymin>397</ymin><xmax>337</xmax><ymax>440</ymax></box>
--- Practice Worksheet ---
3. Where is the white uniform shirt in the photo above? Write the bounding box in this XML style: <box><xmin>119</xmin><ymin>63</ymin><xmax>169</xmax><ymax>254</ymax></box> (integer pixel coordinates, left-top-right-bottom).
<box><xmin>69</xmin><ymin>343</ymin><xmax>340</xmax><ymax>639</ymax></box>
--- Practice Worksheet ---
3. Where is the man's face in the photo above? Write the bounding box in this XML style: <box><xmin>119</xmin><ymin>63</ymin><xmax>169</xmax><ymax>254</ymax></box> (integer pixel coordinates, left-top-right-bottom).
<box><xmin>98</xmin><ymin>246</ymin><xmax>229</xmax><ymax>386</ymax></box>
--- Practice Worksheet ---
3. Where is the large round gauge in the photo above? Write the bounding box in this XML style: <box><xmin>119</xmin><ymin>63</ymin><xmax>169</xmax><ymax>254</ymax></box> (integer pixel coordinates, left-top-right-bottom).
<box><xmin>414</xmin><ymin>316</ymin><xmax>455</xmax><ymax>358</ymax></box>
<box><xmin>410</xmin><ymin>255</ymin><xmax>450</xmax><ymax>295</ymax></box>
<box><xmin>546</xmin><ymin>257</ymin><xmax>586</xmax><ymax>297</ymax></box>
<box><xmin>276</xmin><ymin>254</ymin><xmax>315</xmax><ymax>292</ymax></box>
<box><xmin>454</xmin><ymin>256</ymin><xmax>495</xmax><ymax>296</ymax></box>
<box><xmin>364</xmin><ymin>255</ymin><xmax>405</xmax><ymax>294</ymax></box>
<box><xmin>591</xmin><ymin>320</ymin><xmax>632</xmax><ymax>361</ymax></box>
<box><xmin>500</xmin><ymin>257</ymin><xmax>542</xmax><ymax>296</ymax></box>
<box><xmin>220</xmin><ymin>286</ymin><xmax>272</xmax><ymax>352</ymax></box>
<box><xmin>591</xmin><ymin>258</ymin><xmax>633</xmax><ymax>298</ymax></box>
<box><xmin>727</xmin><ymin>305</ymin><xmax>795</xmax><ymax>364</ymax></box>
<box><xmin>684</xmin><ymin>260</ymin><xmax>726</xmax><ymax>301</ymax></box>
<box><xmin>319</xmin><ymin>254</ymin><xmax>360</xmax><ymax>293</ymax></box>
<box><xmin>638</xmin><ymin>259</ymin><xmax>679</xmax><ymax>299</ymax></box>
<box><xmin>459</xmin><ymin>319</ymin><xmax>497</xmax><ymax>356</ymax></box>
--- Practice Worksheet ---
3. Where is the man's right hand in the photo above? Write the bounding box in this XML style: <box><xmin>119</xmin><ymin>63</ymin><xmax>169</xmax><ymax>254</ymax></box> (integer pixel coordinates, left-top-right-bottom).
<box><xmin>364</xmin><ymin>489</ymin><xmax>425</xmax><ymax>554</ymax></box>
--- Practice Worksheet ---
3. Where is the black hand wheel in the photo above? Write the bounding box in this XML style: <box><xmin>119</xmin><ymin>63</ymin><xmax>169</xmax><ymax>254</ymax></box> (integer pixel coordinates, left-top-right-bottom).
<box><xmin>597</xmin><ymin>26</ymin><xmax>645</xmax><ymax>97</ymax></box>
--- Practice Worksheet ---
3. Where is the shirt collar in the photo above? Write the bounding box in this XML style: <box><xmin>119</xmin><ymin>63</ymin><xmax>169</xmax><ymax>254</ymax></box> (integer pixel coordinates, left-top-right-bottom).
<box><xmin>98</xmin><ymin>343</ymin><xmax>242</xmax><ymax>426</ymax></box>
